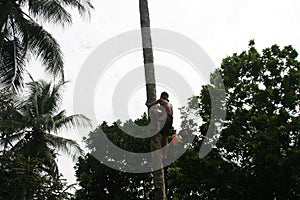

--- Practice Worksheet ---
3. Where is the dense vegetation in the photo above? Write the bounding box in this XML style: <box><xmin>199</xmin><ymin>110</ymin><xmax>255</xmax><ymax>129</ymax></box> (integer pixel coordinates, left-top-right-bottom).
<box><xmin>75</xmin><ymin>42</ymin><xmax>300</xmax><ymax>199</ymax></box>
<box><xmin>0</xmin><ymin>1</ymin><xmax>299</xmax><ymax>199</ymax></box>
<box><xmin>0</xmin><ymin>0</ymin><xmax>92</xmax><ymax>199</ymax></box>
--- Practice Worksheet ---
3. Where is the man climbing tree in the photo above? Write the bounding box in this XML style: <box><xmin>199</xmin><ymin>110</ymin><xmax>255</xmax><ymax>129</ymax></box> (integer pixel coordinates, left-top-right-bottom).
<box><xmin>146</xmin><ymin>92</ymin><xmax>174</xmax><ymax>149</ymax></box>
<box><xmin>139</xmin><ymin>0</ymin><xmax>167</xmax><ymax>198</ymax></box>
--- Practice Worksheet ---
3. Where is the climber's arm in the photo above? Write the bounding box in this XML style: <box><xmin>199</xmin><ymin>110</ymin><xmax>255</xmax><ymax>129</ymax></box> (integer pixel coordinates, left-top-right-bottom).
<box><xmin>145</xmin><ymin>99</ymin><xmax>160</xmax><ymax>107</ymax></box>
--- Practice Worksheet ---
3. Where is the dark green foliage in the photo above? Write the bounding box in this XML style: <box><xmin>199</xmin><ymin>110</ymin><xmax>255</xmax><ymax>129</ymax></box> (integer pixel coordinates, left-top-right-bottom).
<box><xmin>75</xmin><ymin>42</ymin><xmax>299</xmax><ymax>200</ymax></box>
<box><xmin>0</xmin><ymin>153</ymin><xmax>74</xmax><ymax>200</ymax></box>
<box><xmin>0</xmin><ymin>80</ymin><xmax>90</xmax><ymax>199</ymax></box>
<box><xmin>0</xmin><ymin>0</ymin><xmax>93</xmax><ymax>90</ymax></box>
<box><xmin>0</xmin><ymin>80</ymin><xmax>89</xmax><ymax>176</ymax></box>
<box><xmin>168</xmin><ymin>42</ymin><xmax>300</xmax><ymax>199</ymax></box>
<box><xmin>75</xmin><ymin>114</ymin><xmax>154</xmax><ymax>200</ymax></box>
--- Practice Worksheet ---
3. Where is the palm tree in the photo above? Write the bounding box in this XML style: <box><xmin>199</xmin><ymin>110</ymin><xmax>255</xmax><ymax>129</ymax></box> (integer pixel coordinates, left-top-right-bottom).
<box><xmin>1</xmin><ymin>80</ymin><xmax>90</xmax><ymax>176</ymax></box>
<box><xmin>139</xmin><ymin>0</ymin><xmax>167</xmax><ymax>199</ymax></box>
<box><xmin>0</xmin><ymin>0</ymin><xmax>93</xmax><ymax>91</ymax></box>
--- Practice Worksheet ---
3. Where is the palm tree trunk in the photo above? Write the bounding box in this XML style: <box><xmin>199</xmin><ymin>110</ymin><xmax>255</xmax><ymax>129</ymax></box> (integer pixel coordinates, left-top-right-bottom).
<box><xmin>139</xmin><ymin>0</ymin><xmax>167</xmax><ymax>199</ymax></box>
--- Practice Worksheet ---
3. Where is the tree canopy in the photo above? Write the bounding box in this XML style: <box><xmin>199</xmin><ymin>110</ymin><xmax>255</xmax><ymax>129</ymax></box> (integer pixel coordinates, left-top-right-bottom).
<box><xmin>75</xmin><ymin>42</ymin><xmax>300</xmax><ymax>200</ymax></box>
<box><xmin>75</xmin><ymin>115</ymin><xmax>154</xmax><ymax>200</ymax></box>
<box><xmin>168</xmin><ymin>41</ymin><xmax>300</xmax><ymax>199</ymax></box>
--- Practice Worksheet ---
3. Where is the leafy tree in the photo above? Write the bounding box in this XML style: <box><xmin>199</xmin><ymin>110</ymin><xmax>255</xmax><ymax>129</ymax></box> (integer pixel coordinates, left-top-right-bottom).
<box><xmin>0</xmin><ymin>153</ymin><xmax>75</xmax><ymax>200</ymax></box>
<box><xmin>168</xmin><ymin>41</ymin><xmax>300</xmax><ymax>199</ymax></box>
<box><xmin>74</xmin><ymin>41</ymin><xmax>299</xmax><ymax>200</ymax></box>
<box><xmin>0</xmin><ymin>0</ymin><xmax>93</xmax><ymax>90</ymax></box>
<box><xmin>75</xmin><ymin>115</ymin><xmax>155</xmax><ymax>200</ymax></box>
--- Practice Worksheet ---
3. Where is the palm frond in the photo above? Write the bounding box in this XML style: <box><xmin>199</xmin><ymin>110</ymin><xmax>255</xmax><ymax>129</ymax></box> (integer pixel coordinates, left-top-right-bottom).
<box><xmin>1</xmin><ymin>0</ymin><xmax>94</xmax><ymax>91</ymax></box>
<box><xmin>45</xmin><ymin>133</ymin><xmax>83</xmax><ymax>161</ymax></box>
<box><xmin>25</xmin><ymin>80</ymin><xmax>65</xmax><ymax>115</ymax></box>
<box><xmin>59</xmin><ymin>0</ymin><xmax>94</xmax><ymax>18</ymax></box>
<box><xmin>28</xmin><ymin>0</ymin><xmax>72</xmax><ymax>26</ymax></box>
<box><xmin>24</xmin><ymin>81</ymin><xmax>42</xmax><ymax>117</ymax></box>
<box><xmin>0</xmin><ymin>38</ymin><xmax>26</xmax><ymax>91</ymax></box>
<box><xmin>41</xmin><ymin>80</ymin><xmax>66</xmax><ymax>115</ymax></box>
<box><xmin>15</xmin><ymin>19</ymin><xmax>64</xmax><ymax>81</ymax></box>
<box><xmin>0</xmin><ymin>4</ymin><xmax>27</xmax><ymax>92</ymax></box>
<box><xmin>53</xmin><ymin>113</ymin><xmax>91</xmax><ymax>132</ymax></box>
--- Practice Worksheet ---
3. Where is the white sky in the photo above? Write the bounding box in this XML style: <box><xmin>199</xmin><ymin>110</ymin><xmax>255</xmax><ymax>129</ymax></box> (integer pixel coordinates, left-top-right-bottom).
<box><xmin>28</xmin><ymin>0</ymin><xmax>300</xmax><ymax>185</ymax></box>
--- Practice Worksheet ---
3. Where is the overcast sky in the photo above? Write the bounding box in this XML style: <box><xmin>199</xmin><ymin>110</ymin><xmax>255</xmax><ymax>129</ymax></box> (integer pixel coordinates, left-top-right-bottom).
<box><xmin>28</xmin><ymin>0</ymin><xmax>300</xmax><ymax>185</ymax></box>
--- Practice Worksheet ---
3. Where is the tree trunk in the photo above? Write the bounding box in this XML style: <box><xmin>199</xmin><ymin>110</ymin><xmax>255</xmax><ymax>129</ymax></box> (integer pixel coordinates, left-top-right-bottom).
<box><xmin>139</xmin><ymin>0</ymin><xmax>167</xmax><ymax>199</ymax></box>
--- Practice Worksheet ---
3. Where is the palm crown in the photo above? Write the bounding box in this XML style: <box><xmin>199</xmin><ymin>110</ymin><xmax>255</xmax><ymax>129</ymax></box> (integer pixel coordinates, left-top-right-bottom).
<box><xmin>0</xmin><ymin>0</ymin><xmax>93</xmax><ymax>91</ymax></box>
<box><xmin>1</xmin><ymin>80</ymin><xmax>91</xmax><ymax>176</ymax></box>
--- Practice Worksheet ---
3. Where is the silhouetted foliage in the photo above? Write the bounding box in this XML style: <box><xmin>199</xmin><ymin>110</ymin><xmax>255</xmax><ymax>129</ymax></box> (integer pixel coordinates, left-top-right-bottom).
<box><xmin>168</xmin><ymin>41</ymin><xmax>300</xmax><ymax>199</ymax></box>
<box><xmin>75</xmin><ymin>114</ymin><xmax>154</xmax><ymax>200</ymax></box>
